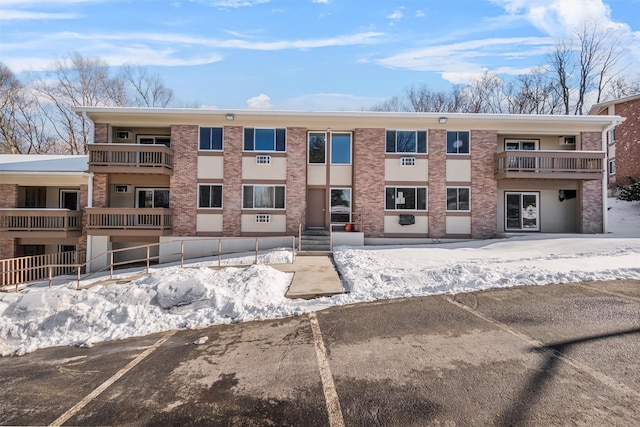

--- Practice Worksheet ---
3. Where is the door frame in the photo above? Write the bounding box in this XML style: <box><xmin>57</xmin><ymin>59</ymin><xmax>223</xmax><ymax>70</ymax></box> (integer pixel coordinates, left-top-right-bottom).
<box><xmin>306</xmin><ymin>188</ymin><xmax>327</xmax><ymax>228</ymax></box>
<box><xmin>59</xmin><ymin>190</ymin><xmax>80</xmax><ymax>210</ymax></box>
<box><xmin>505</xmin><ymin>191</ymin><xmax>540</xmax><ymax>231</ymax></box>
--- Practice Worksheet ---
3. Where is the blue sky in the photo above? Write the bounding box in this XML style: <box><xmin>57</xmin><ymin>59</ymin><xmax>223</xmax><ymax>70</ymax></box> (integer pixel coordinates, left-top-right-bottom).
<box><xmin>1</xmin><ymin>0</ymin><xmax>639</xmax><ymax>110</ymax></box>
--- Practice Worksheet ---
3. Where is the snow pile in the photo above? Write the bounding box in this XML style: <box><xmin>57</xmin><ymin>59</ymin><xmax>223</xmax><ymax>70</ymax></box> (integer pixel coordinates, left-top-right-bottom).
<box><xmin>0</xmin><ymin>199</ymin><xmax>638</xmax><ymax>356</ymax></box>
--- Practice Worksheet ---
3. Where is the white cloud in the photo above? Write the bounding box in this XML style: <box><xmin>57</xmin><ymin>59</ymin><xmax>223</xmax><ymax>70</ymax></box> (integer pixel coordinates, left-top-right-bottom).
<box><xmin>388</xmin><ymin>8</ymin><xmax>403</xmax><ymax>21</ymax></box>
<box><xmin>312</xmin><ymin>0</ymin><xmax>330</xmax><ymax>3</ymax></box>
<box><xmin>415</xmin><ymin>10</ymin><xmax>425</xmax><ymax>18</ymax></box>
<box><xmin>208</xmin><ymin>0</ymin><xmax>270</xmax><ymax>7</ymax></box>
<box><xmin>247</xmin><ymin>93</ymin><xmax>273</xmax><ymax>109</ymax></box>
<box><xmin>0</xmin><ymin>10</ymin><xmax>79</xmax><ymax>20</ymax></box>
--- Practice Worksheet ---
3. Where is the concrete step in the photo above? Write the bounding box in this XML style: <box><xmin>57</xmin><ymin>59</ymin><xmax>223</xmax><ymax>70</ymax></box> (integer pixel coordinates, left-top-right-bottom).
<box><xmin>302</xmin><ymin>229</ymin><xmax>330</xmax><ymax>236</ymax></box>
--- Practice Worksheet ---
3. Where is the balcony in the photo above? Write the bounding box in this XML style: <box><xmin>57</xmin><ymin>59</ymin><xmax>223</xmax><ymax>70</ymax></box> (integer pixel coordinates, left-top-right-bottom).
<box><xmin>86</xmin><ymin>208</ymin><xmax>173</xmax><ymax>236</ymax></box>
<box><xmin>88</xmin><ymin>144</ymin><xmax>173</xmax><ymax>175</ymax></box>
<box><xmin>0</xmin><ymin>209</ymin><xmax>82</xmax><ymax>238</ymax></box>
<box><xmin>495</xmin><ymin>151</ymin><xmax>605</xmax><ymax>180</ymax></box>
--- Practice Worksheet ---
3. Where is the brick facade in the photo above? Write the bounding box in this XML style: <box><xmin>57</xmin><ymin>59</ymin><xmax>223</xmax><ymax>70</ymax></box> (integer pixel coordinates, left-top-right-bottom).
<box><xmin>285</xmin><ymin>127</ymin><xmax>307</xmax><ymax>235</ymax></box>
<box><xmin>470</xmin><ymin>130</ymin><xmax>498</xmax><ymax>238</ymax></box>
<box><xmin>170</xmin><ymin>125</ymin><xmax>198</xmax><ymax>236</ymax></box>
<box><xmin>580</xmin><ymin>179</ymin><xmax>603</xmax><ymax>233</ymax></box>
<box><xmin>223</xmin><ymin>126</ymin><xmax>243</xmax><ymax>237</ymax></box>
<box><xmin>0</xmin><ymin>184</ymin><xmax>18</xmax><ymax>259</ymax></box>
<box><xmin>94</xmin><ymin>123</ymin><xmax>109</xmax><ymax>143</ymax></box>
<box><xmin>92</xmin><ymin>173</ymin><xmax>110</xmax><ymax>208</ymax></box>
<box><xmin>428</xmin><ymin>129</ymin><xmax>446</xmax><ymax>238</ymax></box>
<box><xmin>353</xmin><ymin>128</ymin><xmax>385</xmax><ymax>237</ymax></box>
<box><xmin>614</xmin><ymin>98</ymin><xmax>640</xmax><ymax>186</ymax></box>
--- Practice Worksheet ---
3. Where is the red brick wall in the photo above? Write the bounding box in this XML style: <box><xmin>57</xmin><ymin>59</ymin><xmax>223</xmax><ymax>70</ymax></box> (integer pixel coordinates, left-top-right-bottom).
<box><xmin>286</xmin><ymin>127</ymin><xmax>307</xmax><ymax>235</ymax></box>
<box><xmin>428</xmin><ymin>129</ymin><xmax>446</xmax><ymax>238</ymax></box>
<box><xmin>170</xmin><ymin>125</ymin><xmax>198</xmax><ymax>236</ymax></box>
<box><xmin>581</xmin><ymin>131</ymin><xmax>601</xmax><ymax>151</ymax></box>
<box><xmin>0</xmin><ymin>184</ymin><xmax>18</xmax><ymax>259</ymax></box>
<box><xmin>223</xmin><ymin>126</ymin><xmax>243</xmax><ymax>237</ymax></box>
<box><xmin>94</xmin><ymin>123</ymin><xmax>109</xmax><ymax>143</ymax></box>
<box><xmin>614</xmin><ymin>99</ymin><xmax>640</xmax><ymax>185</ymax></box>
<box><xmin>580</xmin><ymin>179</ymin><xmax>603</xmax><ymax>233</ymax></box>
<box><xmin>92</xmin><ymin>173</ymin><xmax>109</xmax><ymax>208</ymax></box>
<box><xmin>77</xmin><ymin>184</ymin><xmax>88</xmax><ymax>259</ymax></box>
<box><xmin>353</xmin><ymin>128</ymin><xmax>385</xmax><ymax>237</ymax></box>
<box><xmin>470</xmin><ymin>130</ymin><xmax>498</xmax><ymax>238</ymax></box>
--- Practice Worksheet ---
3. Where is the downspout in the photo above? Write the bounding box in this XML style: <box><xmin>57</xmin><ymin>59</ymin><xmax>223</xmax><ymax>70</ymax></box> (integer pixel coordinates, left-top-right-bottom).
<box><xmin>601</xmin><ymin>117</ymin><xmax>623</xmax><ymax>234</ymax></box>
<box><xmin>82</xmin><ymin>110</ymin><xmax>95</xmax><ymax>269</ymax></box>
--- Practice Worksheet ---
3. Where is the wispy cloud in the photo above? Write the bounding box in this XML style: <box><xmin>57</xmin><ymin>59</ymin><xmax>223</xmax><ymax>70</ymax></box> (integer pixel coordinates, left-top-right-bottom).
<box><xmin>205</xmin><ymin>0</ymin><xmax>270</xmax><ymax>8</ymax></box>
<box><xmin>388</xmin><ymin>7</ymin><xmax>403</xmax><ymax>21</ymax></box>
<box><xmin>0</xmin><ymin>10</ymin><xmax>79</xmax><ymax>20</ymax></box>
<box><xmin>312</xmin><ymin>0</ymin><xmax>330</xmax><ymax>3</ymax></box>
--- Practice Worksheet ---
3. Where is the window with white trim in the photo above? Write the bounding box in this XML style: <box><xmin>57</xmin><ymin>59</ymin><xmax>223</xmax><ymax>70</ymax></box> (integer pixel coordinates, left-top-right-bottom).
<box><xmin>199</xmin><ymin>127</ymin><xmax>223</xmax><ymax>150</ymax></box>
<box><xmin>244</xmin><ymin>128</ymin><xmax>286</xmax><ymax>152</ymax></box>
<box><xmin>198</xmin><ymin>184</ymin><xmax>222</xmax><ymax>208</ymax></box>
<box><xmin>446</xmin><ymin>187</ymin><xmax>470</xmax><ymax>211</ymax></box>
<box><xmin>331</xmin><ymin>133</ymin><xmax>352</xmax><ymax>164</ymax></box>
<box><xmin>446</xmin><ymin>131</ymin><xmax>470</xmax><ymax>154</ymax></box>
<box><xmin>242</xmin><ymin>185</ymin><xmax>285</xmax><ymax>209</ymax></box>
<box><xmin>386</xmin><ymin>130</ymin><xmax>427</xmax><ymax>153</ymax></box>
<box><xmin>138</xmin><ymin>135</ymin><xmax>171</xmax><ymax>146</ymax></box>
<box><xmin>308</xmin><ymin>132</ymin><xmax>326</xmax><ymax>164</ymax></box>
<box><xmin>385</xmin><ymin>187</ymin><xmax>427</xmax><ymax>211</ymax></box>
<box><xmin>330</xmin><ymin>188</ymin><xmax>352</xmax><ymax>223</ymax></box>
<box><xmin>609</xmin><ymin>159</ymin><xmax>616</xmax><ymax>175</ymax></box>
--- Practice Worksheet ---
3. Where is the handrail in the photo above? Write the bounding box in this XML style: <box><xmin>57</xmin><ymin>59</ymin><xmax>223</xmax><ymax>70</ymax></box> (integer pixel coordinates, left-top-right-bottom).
<box><xmin>1</xmin><ymin>235</ymin><xmax>297</xmax><ymax>292</ymax></box>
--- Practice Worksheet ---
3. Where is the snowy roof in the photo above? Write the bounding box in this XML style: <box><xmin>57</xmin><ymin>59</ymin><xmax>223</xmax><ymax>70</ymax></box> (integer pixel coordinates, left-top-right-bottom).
<box><xmin>0</xmin><ymin>155</ymin><xmax>89</xmax><ymax>173</ymax></box>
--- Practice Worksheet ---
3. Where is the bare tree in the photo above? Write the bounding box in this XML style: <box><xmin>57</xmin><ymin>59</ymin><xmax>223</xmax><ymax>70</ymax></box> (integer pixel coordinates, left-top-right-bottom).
<box><xmin>120</xmin><ymin>64</ymin><xmax>174</xmax><ymax>107</ymax></box>
<box><xmin>608</xmin><ymin>75</ymin><xmax>640</xmax><ymax>99</ymax></box>
<box><xmin>464</xmin><ymin>70</ymin><xmax>507</xmax><ymax>113</ymax></box>
<box><xmin>372</xmin><ymin>85</ymin><xmax>469</xmax><ymax>113</ymax></box>
<box><xmin>31</xmin><ymin>52</ymin><xmax>128</xmax><ymax>154</ymax></box>
<box><xmin>505</xmin><ymin>67</ymin><xmax>563</xmax><ymax>114</ymax></box>
<box><xmin>371</xmin><ymin>96</ymin><xmax>406</xmax><ymax>112</ymax></box>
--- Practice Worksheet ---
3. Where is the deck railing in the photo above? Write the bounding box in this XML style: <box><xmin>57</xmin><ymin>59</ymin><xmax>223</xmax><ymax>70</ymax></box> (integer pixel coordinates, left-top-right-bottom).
<box><xmin>0</xmin><ymin>251</ymin><xmax>81</xmax><ymax>291</ymax></box>
<box><xmin>86</xmin><ymin>208</ymin><xmax>173</xmax><ymax>235</ymax></box>
<box><xmin>0</xmin><ymin>209</ymin><xmax>82</xmax><ymax>235</ymax></box>
<box><xmin>88</xmin><ymin>143</ymin><xmax>173</xmax><ymax>174</ymax></box>
<box><xmin>495</xmin><ymin>150</ymin><xmax>605</xmax><ymax>179</ymax></box>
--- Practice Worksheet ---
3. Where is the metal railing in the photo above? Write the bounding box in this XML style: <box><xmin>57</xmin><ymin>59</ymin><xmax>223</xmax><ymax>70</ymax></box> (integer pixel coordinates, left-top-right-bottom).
<box><xmin>1</xmin><ymin>251</ymin><xmax>82</xmax><ymax>291</ymax></box>
<box><xmin>88</xmin><ymin>143</ymin><xmax>173</xmax><ymax>174</ymax></box>
<box><xmin>495</xmin><ymin>150</ymin><xmax>605</xmax><ymax>179</ymax></box>
<box><xmin>0</xmin><ymin>209</ymin><xmax>82</xmax><ymax>233</ymax></box>
<box><xmin>1</xmin><ymin>236</ymin><xmax>296</xmax><ymax>292</ymax></box>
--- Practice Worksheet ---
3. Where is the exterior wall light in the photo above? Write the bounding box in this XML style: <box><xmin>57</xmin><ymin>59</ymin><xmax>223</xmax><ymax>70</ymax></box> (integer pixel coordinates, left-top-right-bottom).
<box><xmin>226</xmin><ymin>114</ymin><xmax>234</xmax><ymax>121</ymax></box>
<box><xmin>438</xmin><ymin>117</ymin><xmax>448</xmax><ymax>124</ymax></box>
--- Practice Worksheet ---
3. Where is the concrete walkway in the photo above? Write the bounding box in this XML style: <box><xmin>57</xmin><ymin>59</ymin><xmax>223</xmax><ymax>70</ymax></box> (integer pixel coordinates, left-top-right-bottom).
<box><xmin>277</xmin><ymin>255</ymin><xmax>345</xmax><ymax>299</ymax></box>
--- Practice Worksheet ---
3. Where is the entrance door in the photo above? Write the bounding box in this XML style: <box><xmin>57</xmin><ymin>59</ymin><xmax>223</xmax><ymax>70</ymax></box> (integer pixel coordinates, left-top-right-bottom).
<box><xmin>505</xmin><ymin>192</ymin><xmax>539</xmax><ymax>231</ymax></box>
<box><xmin>306</xmin><ymin>188</ymin><xmax>326</xmax><ymax>228</ymax></box>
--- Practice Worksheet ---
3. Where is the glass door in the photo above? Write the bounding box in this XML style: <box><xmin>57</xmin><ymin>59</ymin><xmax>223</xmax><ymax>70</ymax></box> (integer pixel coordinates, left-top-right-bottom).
<box><xmin>136</xmin><ymin>188</ymin><xmax>169</xmax><ymax>226</ymax></box>
<box><xmin>505</xmin><ymin>139</ymin><xmax>538</xmax><ymax>170</ymax></box>
<box><xmin>505</xmin><ymin>192</ymin><xmax>539</xmax><ymax>231</ymax></box>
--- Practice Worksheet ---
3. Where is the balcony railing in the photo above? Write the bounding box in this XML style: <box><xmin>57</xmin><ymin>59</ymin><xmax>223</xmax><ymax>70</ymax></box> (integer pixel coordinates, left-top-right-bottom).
<box><xmin>0</xmin><ymin>209</ymin><xmax>82</xmax><ymax>237</ymax></box>
<box><xmin>88</xmin><ymin>143</ymin><xmax>173</xmax><ymax>175</ymax></box>
<box><xmin>85</xmin><ymin>208</ymin><xmax>173</xmax><ymax>236</ymax></box>
<box><xmin>495</xmin><ymin>150</ymin><xmax>605</xmax><ymax>180</ymax></box>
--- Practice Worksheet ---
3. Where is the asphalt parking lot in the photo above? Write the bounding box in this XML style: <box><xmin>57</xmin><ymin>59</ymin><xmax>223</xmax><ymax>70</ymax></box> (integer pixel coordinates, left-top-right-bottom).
<box><xmin>1</xmin><ymin>279</ymin><xmax>639</xmax><ymax>426</ymax></box>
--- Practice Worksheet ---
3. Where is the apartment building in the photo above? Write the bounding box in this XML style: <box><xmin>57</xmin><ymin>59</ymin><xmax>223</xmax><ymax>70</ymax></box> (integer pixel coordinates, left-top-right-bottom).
<box><xmin>589</xmin><ymin>94</ymin><xmax>640</xmax><ymax>194</ymax></box>
<box><xmin>0</xmin><ymin>155</ymin><xmax>90</xmax><ymax>261</ymax></box>
<box><xmin>72</xmin><ymin>107</ymin><xmax>619</xmax><ymax>264</ymax></box>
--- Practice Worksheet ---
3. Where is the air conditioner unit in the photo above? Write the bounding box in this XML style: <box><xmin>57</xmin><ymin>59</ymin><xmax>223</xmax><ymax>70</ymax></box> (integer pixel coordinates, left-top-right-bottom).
<box><xmin>114</xmin><ymin>184</ymin><xmax>131</xmax><ymax>193</ymax></box>
<box><xmin>116</xmin><ymin>131</ymin><xmax>131</xmax><ymax>140</ymax></box>
<box><xmin>559</xmin><ymin>136</ymin><xmax>576</xmax><ymax>145</ymax></box>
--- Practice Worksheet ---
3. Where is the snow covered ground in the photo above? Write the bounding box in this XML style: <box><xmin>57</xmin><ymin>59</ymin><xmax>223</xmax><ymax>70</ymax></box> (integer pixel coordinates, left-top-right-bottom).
<box><xmin>1</xmin><ymin>199</ymin><xmax>639</xmax><ymax>356</ymax></box>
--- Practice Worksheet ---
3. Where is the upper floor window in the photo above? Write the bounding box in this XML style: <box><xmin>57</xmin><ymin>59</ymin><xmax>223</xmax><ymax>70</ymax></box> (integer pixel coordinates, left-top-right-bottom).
<box><xmin>331</xmin><ymin>133</ymin><xmax>352</xmax><ymax>164</ymax></box>
<box><xmin>446</xmin><ymin>131</ymin><xmax>469</xmax><ymax>154</ymax></box>
<box><xmin>244</xmin><ymin>128</ymin><xmax>286</xmax><ymax>152</ymax></box>
<box><xmin>446</xmin><ymin>187</ymin><xmax>470</xmax><ymax>211</ymax></box>
<box><xmin>385</xmin><ymin>187</ymin><xmax>428</xmax><ymax>211</ymax></box>
<box><xmin>198</xmin><ymin>184</ymin><xmax>222</xmax><ymax>208</ymax></box>
<box><xmin>199</xmin><ymin>127</ymin><xmax>223</xmax><ymax>150</ymax></box>
<box><xmin>308</xmin><ymin>132</ymin><xmax>326</xmax><ymax>164</ymax></box>
<box><xmin>609</xmin><ymin>159</ymin><xmax>616</xmax><ymax>175</ymax></box>
<box><xmin>386</xmin><ymin>130</ymin><xmax>427</xmax><ymax>154</ymax></box>
<box><xmin>242</xmin><ymin>185</ymin><xmax>285</xmax><ymax>209</ymax></box>
<box><xmin>138</xmin><ymin>135</ymin><xmax>171</xmax><ymax>147</ymax></box>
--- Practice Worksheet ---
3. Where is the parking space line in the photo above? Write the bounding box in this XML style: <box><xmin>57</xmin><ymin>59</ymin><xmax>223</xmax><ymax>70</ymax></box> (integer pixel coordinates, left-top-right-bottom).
<box><xmin>443</xmin><ymin>295</ymin><xmax>640</xmax><ymax>400</ymax></box>
<box><xmin>49</xmin><ymin>330</ymin><xmax>176</xmax><ymax>427</ymax></box>
<box><xmin>309</xmin><ymin>312</ymin><xmax>345</xmax><ymax>427</ymax></box>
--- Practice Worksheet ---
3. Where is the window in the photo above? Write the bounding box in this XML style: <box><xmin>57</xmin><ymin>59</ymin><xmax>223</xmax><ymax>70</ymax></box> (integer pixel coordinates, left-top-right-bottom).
<box><xmin>198</xmin><ymin>184</ymin><xmax>222</xmax><ymax>208</ymax></box>
<box><xmin>199</xmin><ymin>127</ymin><xmax>223</xmax><ymax>150</ymax></box>
<box><xmin>60</xmin><ymin>190</ymin><xmax>80</xmax><ymax>210</ymax></box>
<box><xmin>308</xmin><ymin>132</ymin><xmax>326</xmax><ymax>164</ymax></box>
<box><xmin>446</xmin><ymin>131</ymin><xmax>470</xmax><ymax>154</ymax></box>
<box><xmin>136</xmin><ymin>189</ymin><xmax>170</xmax><ymax>209</ymax></box>
<box><xmin>385</xmin><ymin>187</ymin><xmax>427</xmax><ymax>211</ymax></box>
<box><xmin>608</xmin><ymin>129</ymin><xmax>616</xmax><ymax>144</ymax></box>
<box><xmin>24</xmin><ymin>187</ymin><xmax>46</xmax><ymax>208</ymax></box>
<box><xmin>330</xmin><ymin>188</ymin><xmax>351</xmax><ymax>223</ymax></box>
<box><xmin>331</xmin><ymin>133</ymin><xmax>352</xmax><ymax>164</ymax></box>
<box><xmin>243</xmin><ymin>185</ymin><xmax>285</xmax><ymax>209</ymax></box>
<box><xmin>244</xmin><ymin>128</ymin><xmax>286</xmax><ymax>152</ymax></box>
<box><xmin>138</xmin><ymin>135</ymin><xmax>171</xmax><ymax>146</ymax></box>
<box><xmin>609</xmin><ymin>159</ymin><xmax>616</xmax><ymax>175</ymax></box>
<box><xmin>386</xmin><ymin>130</ymin><xmax>427</xmax><ymax>153</ymax></box>
<box><xmin>446</xmin><ymin>187</ymin><xmax>470</xmax><ymax>211</ymax></box>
